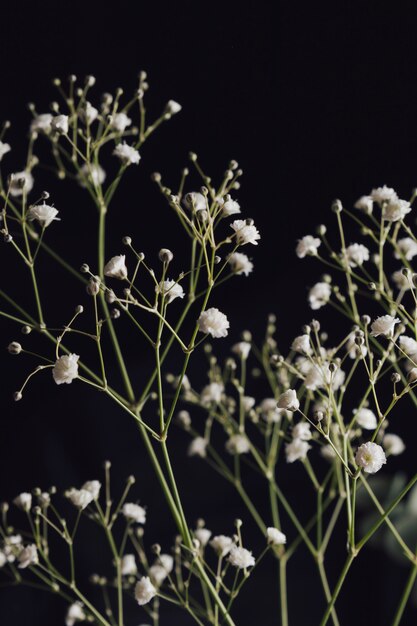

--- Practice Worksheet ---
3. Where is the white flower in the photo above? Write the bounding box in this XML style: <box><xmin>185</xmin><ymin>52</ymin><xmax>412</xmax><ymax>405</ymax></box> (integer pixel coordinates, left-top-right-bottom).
<box><xmin>345</xmin><ymin>243</ymin><xmax>369</xmax><ymax>267</ymax></box>
<box><xmin>242</xmin><ymin>396</ymin><xmax>256</xmax><ymax>412</ymax></box>
<box><xmin>228</xmin><ymin>546</ymin><xmax>255</xmax><ymax>569</ymax></box>
<box><xmin>226</xmin><ymin>434</ymin><xmax>250</xmax><ymax>455</ymax></box>
<box><xmin>382</xmin><ymin>199</ymin><xmax>411</xmax><ymax>222</ymax></box>
<box><xmin>291</xmin><ymin>334</ymin><xmax>311</xmax><ymax>355</ymax></box>
<box><xmin>354</xmin><ymin>408</ymin><xmax>377</xmax><ymax>430</ymax></box>
<box><xmin>230</xmin><ymin>219</ymin><xmax>260</xmax><ymax>246</ymax></box>
<box><xmin>156</xmin><ymin>279</ymin><xmax>184</xmax><ymax>303</ymax></box>
<box><xmin>194</xmin><ymin>528</ymin><xmax>212</xmax><ymax>547</ymax></box>
<box><xmin>13</xmin><ymin>493</ymin><xmax>32</xmax><ymax>512</ymax></box>
<box><xmin>51</xmin><ymin>115</ymin><xmax>69</xmax><ymax>134</ymax></box>
<box><xmin>188</xmin><ymin>437</ymin><xmax>208</xmax><ymax>457</ymax></box>
<box><xmin>296</xmin><ymin>235</ymin><xmax>321</xmax><ymax>258</ymax></box>
<box><xmin>183</xmin><ymin>192</ymin><xmax>207</xmax><ymax>212</ymax></box>
<box><xmin>308</xmin><ymin>282</ymin><xmax>331</xmax><ymax>309</ymax></box>
<box><xmin>78</xmin><ymin>163</ymin><xmax>106</xmax><ymax>187</ymax></box>
<box><xmin>165</xmin><ymin>100</ymin><xmax>182</xmax><ymax>115</ymax></box>
<box><xmin>110</xmin><ymin>112</ymin><xmax>132</xmax><ymax>133</ymax></box>
<box><xmin>121</xmin><ymin>554</ymin><xmax>137</xmax><ymax>576</ymax></box>
<box><xmin>113</xmin><ymin>142</ymin><xmax>141</xmax><ymax>165</ymax></box>
<box><xmin>82</xmin><ymin>480</ymin><xmax>101</xmax><ymax>500</ymax></box>
<box><xmin>354</xmin><ymin>195</ymin><xmax>373</xmax><ymax>214</ymax></box>
<box><xmin>66</xmin><ymin>488</ymin><xmax>94</xmax><ymax>510</ymax></box>
<box><xmin>355</xmin><ymin>442</ymin><xmax>387</xmax><ymax>473</ymax></box>
<box><xmin>135</xmin><ymin>576</ymin><xmax>157</xmax><ymax>606</ymax></box>
<box><xmin>395</xmin><ymin>237</ymin><xmax>417</xmax><ymax>261</ymax></box>
<box><xmin>285</xmin><ymin>438</ymin><xmax>311</xmax><ymax>463</ymax></box>
<box><xmin>17</xmin><ymin>544</ymin><xmax>38</xmax><ymax>569</ymax></box>
<box><xmin>104</xmin><ymin>255</ymin><xmax>128</xmax><ymax>280</ymax></box>
<box><xmin>399</xmin><ymin>336</ymin><xmax>417</xmax><ymax>360</ymax></box>
<box><xmin>82</xmin><ymin>102</ymin><xmax>99</xmax><ymax>125</ymax></box>
<box><xmin>30</xmin><ymin>113</ymin><xmax>53</xmax><ymax>134</ymax></box>
<box><xmin>383</xmin><ymin>433</ymin><xmax>405</xmax><ymax>456</ymax></box>
<box><xmin>53</xmin><ymin>354</ymin><xmax>79</xmax><ymax>385</ymax></box>
<box><xmin>27</xmin><ymin>203</ymin><xmax>60</xmax><ymax>228</ymax></box>
<box><xmin>392</xmin><ymin>270</ymin><xmax>411</xmax><ymax>290</ymax></box>
<box><xmin>346</xmin><ymin>332</ymin><xmax>368</xmax><ymax>359</ymax></box>
<box><xmin>0</xmin><ymin>141</ymin><xmax>11</xmax><ymax>161</ymax></box>
<box><xmin>221</xmin><ymin>197</ymin><xmax>241</xmax><ymax>216</ymax></box>
<box><xmin>200</xmin><ymin>382</ymin><xmax>224</xmax><ymax>405</ymax></box>
<box><xmin>9</xmin><ymin>171</ymin><xmax>34</xmax><ymax>197</ymax></box>
<box><xmin>266</xmin><ymin>527</ymin><xmax>286</xmax><ymax>546</ymax></box>
<box><xmin>292</xmin><ymin>422</ymin><xmax>311</xmax><ymax>440</ymax></box>
<box><xmin>260</xmin><ymin>398</ymin><xmax>282</xmax><ymax>423</ymax></box>
<box><xmin>198</xmin><ymin>308</ymin><xmax>229</xmax><ymax>338</ymax></box>
<box><xmin>66</xmin><ymin>602</ymin><xmax>86</xmax><ymax>626</ymax></box>
<box><xmin>227</xmin><ymin>252</ymin><xmax>253</xmax><ymax>276</ymax></box>
<box><xmin>122</xmin><ymin>503</ymin><xmax>146</xmax><ymax>524</ymax></box>
<box><xmin>232</xmin><ymin>341</ymin><xmax>251</xmax><ymax>359</ymax></box>
<box><xmin>149</xmin><ymin>564</ymin><xmax>169</xmax><ymax>586</ymax></box>
<box><xmin>370</xmin><ymin>315</ymin><xmax>400</xmax><ymax>338</ymax></box>
<box><xmin>210</xmin><ymin>535</ymin><xmax>234</xmax><ymax>557</ymax></box>
<box><xmin>277</xmin><ymin>389</ymin><xmax>299</xmax><ymax>412</ymax></box>
<box><xmin>371</xmin><ymin>186</ymin><xmax>398</xmax><ymax>205</ymax></box>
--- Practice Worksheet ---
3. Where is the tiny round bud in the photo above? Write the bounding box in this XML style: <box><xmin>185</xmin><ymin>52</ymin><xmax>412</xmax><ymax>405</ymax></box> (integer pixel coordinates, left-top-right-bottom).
<box><xmin>75</xmin><ymin>305</ymin><xmax>84</xmax><ymax>314</ymax></box>
<box><xmin>87</xmin><ymin>278</ymin><xmax>100</xmax><ymax>296</ymax></box>
<box><xmin>8</xmin><ymin>342</ymin><xmax>22</xmax><ymax>355</ymax></box>
<box><xmin>158</xmin><ymin>248</ymin><xmax>174</xmax><ymax>263</ymax></box>
<box><xmin>368</xmin><ymin>282</ymin><xmax>377</xmax><ymax>291</ymax></box>
<box><xmin>111</xmin><ymin>308</ymin><xmax>120</xmax><ymax>319</ymax></box>
<box><xmin>235</xmin><ymin>518</ymin><xmax>243</xmax><ymax>529</ymax></box>
<box><xmin>331</xmin><ymin>199</ymin><xmax>343</xmax><ymax>213</ymax></box>
<box><xmin>13</xmin><ymin>391</ymin><xmax>22</xmax><ymax>402</ymax></box>
<box><xmin>127</xmin><ymin>475</ymin><xmax>135</xmax><ymax>484</ymax></box>
<box><xmin>361</xmin><ymin>314</ymin><xmax>371</xmax><ymax>326</ymax></box>
<box><xmin>189</xmin><ymin>151</ymin><xmax>197</xmax><ymax>162</ymax></box>
<box><xmin>122</xmin><ymin>236</ymin><xmax>132</xmax><ymax>245</ymax></box>
<box><xmin>317</xmin><ymin>224</ymin><xmax>327</xmax><ymax>236</ymax></box>
<box><xmin>391</xmin><ymin>373</ymin><xmax>401</xmax><ymax>384</ymax></box>
<box><xmin>80</xmin><ymin>263</ymin><xmax>90</xmax><ymax>273</ymax></box>
<box><xmin>151</xmin><ymin>172</ymin><xmax>161</xmax><ymax>182</ymax></box>
<box><xmin>245</xmin><ymin>218</ymin><xmax>254</xmax><ymax>226</ymax></box>
<box><xmin>21</xmin><ymin>325</ymin><xmax>32</xmax><ymax>335</ymax></box>
<box><xmin>310</xmin><ymin>319</ymin><xmax>320</xmax><ymax>332</ymax></box>
<box><xmin>85</xmin><ymin>75</ymin><xmax>96</xmax><ymax>86</ymax></box>
<box><xmin>41</xmin><ymin>190</ymin><xmax>50</xmax><ymax>200</ymax></box>
<box><xmin>214</xmin><ymin>255</ymin><xmax>221</xmax><ymax>264</ymax></box>
<box><xmin>152</xmin><ymin>543</ymin><xmax>161</xmax><ymax>555</ymax></box>
<box><xmin>328</xmin><ymin>362</ymin><xmax>338</xmax><ymax>374</ymax></box>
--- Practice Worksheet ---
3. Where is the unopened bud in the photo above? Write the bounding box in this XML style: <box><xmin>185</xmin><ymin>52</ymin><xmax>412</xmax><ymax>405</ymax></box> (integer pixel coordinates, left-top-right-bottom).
<box><xmin>158</xmin><ymin>248</ymin><xmax>173</xmax><ymax>263</ymax></box>
<box><xmin>8</xmin><ymin>342</ymin><xmax>22</xmax><ymax>355</ymax></box>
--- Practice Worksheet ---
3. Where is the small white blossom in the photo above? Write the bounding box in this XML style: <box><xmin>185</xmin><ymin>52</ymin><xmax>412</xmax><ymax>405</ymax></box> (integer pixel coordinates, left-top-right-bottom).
<box><xmin>226</xmin><ymin>434</ymin><xmax>250</xmax><ymax>455</ymax></box>
<box><xmin>221</xmin><ymin>197</ymin><xmax>241</xmax><ymax>216</ymax></box>
<box><xmin>354</xmin><ymin>408</ymin><xmax>377</xmax><ymax>430</ymax></box>
<box><xmin>230</xmin><ymin>219</ymin><xmax>260</xmax><ymax>245</ymax></box>
<box><xmin>210</xmin><ymin>535</ymin><xmax>234</xmax><ymax>557</ymax></box>
<box><xmin>354</xmin><ymin>195</ymin><xmax>373</xmax><ymax>213</ymax></box>
<box><xmin>370</xmin><ymin>315</ymin><xmax>400</xmax><ymax>338</ymax></box>
<box><xmin>355</xmin><ymin>441</ymin><xmax>387</xmax><ymax>473</ymax></box>
<box><xmin>308</xmin><ymin>282</ymin><xmax>331</xmax><ymax>309</ymax></box>
<box><xmin>66</xmin><ymin>602</ymin><xmax>86</xmax><ymax>626</ymax></box>
<box><xmin>165</xmin><ymin>100</ymin><xmax>182</xmax><ymax>115</ymax></box>
<box><xmin>277</xmin><ymin>389</ymin><xmax>299</xmax><ymax>412</ymax></box>
<box><xmin>243</xmin><ymin>396</ymin><xmax>256</xmax><ymax>412</ymax></box>
<box><xmin>82</xmin><ymin>102</ymin><xmax>99</xmax><ymax>124</ymax></box>
<box><xmin>110</xmin><ymin>112</ymin><xmax>132</xmax><ymax>133</ymax></box>
<box><xmin>82</xmin><ymin>480</ymin><xmax>101</xmax><ymax>500</ymax></box>
<box><xmin>304</xmin><ymin>362</ymin><xmax>345</xmax><ymax>391</ymax></box>
<box><xmin>383</xmin><ymin>433</ymin><xmax>405</xmax><ymax>456</ymax></box>
<box><xmin>188</xmin><ymin>437</ymin><xmax>208</xmax><ymax>458</ymax></box>
<box><xmin>260</xmin><ymin>398</ymin><xmax>282</xmax><ymax>423</ymax></box>
<box><xmin>200</xmin><ymin>382</ymin><xmax>224</xmax><ymax>405</ymax></box>
<box><xmin>194</xmin><ymin>528</ymin><xmax>212</xmax><ymax>547</ymax></box>
<box><xmin>227</xmin><ymin>252</ymin><xmax>253</xmax><ymax>276</ymax></box>
<box><xmin>104</xmin><ymin>255</ymin><xmax>128</xmax><ymax>280</ymax></box>
<box><xmin>9</xmin><ymin>171</ymin><xmax>34</xmax><ymax>197</ymax></box>
<box><xmin>13</xmin><ymin>493</ymin><xmax>32</xmax><ymax>512</ymax></box>
<box><xmin>346</xmin><ymin>332</ymin><xmax>367</xmax><ymax>359</ymax></box>
<box><xmin>156</xmin><ymin>279</ymin><xmax>184</xmax><ymax>303</ymax></box>
<box><xmin>232</xmin><ymin>341</ymin><xmax>251</xmax><ymax>359</ymax></box>
<box><xmin>392</xmin><ymin>270</ymin><xmax>412</xmax><ymax>290</ymax></box>
<box><xmin>345</xmin><ymin>243</ymin><xmax>369</xmax><ymax>267</ymax></box>
<box><xmin>121</xmin><ymin>554</ymin><xmax>137</xmax><ymax>576</ymax></box>
<box><xmin>0</xmin><ymin>141</ymin><xmax>11</xmax><ymax>161</ymax></box>
<box><xmin>292</xmin><ymin>422</ymin><xmax>311</xmax><ymax>440</ymax></box>
<box><xmin>51</xmin><ymin>114</ymin><xmax>69</xmax><ymax>134</ymax></box>
<box><xmin>183</xmin><ymin>192</ymin><xmax>207</xmax><ymax>212</ymax></box>
<box><xmin>291</xmin><ymin>334</ymin><xmax>311</xmax><ymax>355</ymax></box>
<box><xmin>30</xmin><ymin>113</ymin><xmax>53</xmax><ymax>134</ymax></box>
<box><xmin>198</xmin><ymin>308</ymin><xmax>229</xmax><ymax>338</ymax></box>
<box><xmin>285</xmin><ymin>438</ymin><xmax>311</xmax><ymax>463</ymax></box>
<box><xmin>371</xmin><ymin>186</ymin><xmax>398</xmax><ymax>205</ymax></box>
<box><xmin>66</xmin><ymin>488</ymin><xmax>94</xmax><ymax>510</ymax></box>
<box><xmin>38</xmin><ymin>492</ymin><xmax>50</xmax><ymax>508</ymax></box>
<box><xmin>122</xmin><ymin>503</ymin><xmax>146</xmax><ymax>524</ymax></box>
<box><xmin>27</xmin><ymin>203</ymin><xmax>60</xmax><ymax>228</ymax></box>
<box><xmin>17</xmin><ymin>544</ymin><xmax>38</xmax><ymax>569</ymax></box>
<box><xmin>395</xmin><ymin>237</ymin><xmax>417</xmax><ymax>261</ymax></box>
<box><xmin>228</xmin><ymin>546</ymin><xmax>255</xmax><ymax>569</ymax></box>
<box><xmin>399</xmin><ymin>336</ymin><xmax>417</xmax><ymax>360</ymax></box>
<box><xmin>267</xmin><ymin>527</ymin><xmax>287</xmax><ymax>546</ymax></box>
<box><xmin>135</xmin><ymin>577</ymin><xmax>157</xmax><ymax>606</ymax></box>
<box><xmin>53</xmin><ymin>354</ymin><xmax>79</xmax><ymax>385</ymax></box>
<box><xmin>382</xmin><ymin>198</ymin><xmax>412</xmax><ymax>222</ymax></box>
<box><xmin>113</xmin><ymin>142</ymin><xmax>141</xmax><ymax>165</ymax></box>
<box><xmin>296</xmin><ymin>235</ymin><xmax>321</xmax><ymax>258</ymax></box>
<box><xmin>158</xmin><ymin>554</ymin><xmax>174</xmax><ymax>573</ymax></box>
<box><xmin>78</xmin><ymin>163</ymin><xmax>106</xmax><ymax>187</ymax></box>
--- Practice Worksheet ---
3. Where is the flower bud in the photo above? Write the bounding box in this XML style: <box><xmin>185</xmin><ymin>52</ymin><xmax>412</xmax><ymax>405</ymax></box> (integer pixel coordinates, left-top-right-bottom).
<box><xmin>111</xmin><ymin>308</ymin><xmax>120</xmax><ymax>319</ymax></box>
<box><xmin>80</xmin><ymin>263</ymin><xmax>90</xmax><ymax>273</ymax></box>
<box><xmin>158</xmin><ymin>248</ymin><xmax>173</xmax><ymax>263</ymax></box>
<box><xmin>331</xmin><ymin>199</ymin><xmax>343</xmax><ymax>213</ymax></box>
<box><xmin>21</xmin><ymin>325</ymin><xmax>32</xmax><ymax>335</ymax></box>
<box><xmin>8</xmin><ymin>342</ymin><xmax>22</xmax><ymax>355</ymax></box>
<box><xmin>13</xmin><ymin>391</ymin><xmax>22</xmax><ymax>401</ymax></box>
<box><xmin>122</xmin><ymin>236</ymin><xmax>132</xmax><ymax>245</ymax></box>
<box><xmin>87</xmin><ymin>278</ymin><xmax>100</xmax><ymax>296</ymax></box>
<box><xmin>391</xmin><ymin>373</ymin><xmax>401</xmax><ymax>384</ymax></box>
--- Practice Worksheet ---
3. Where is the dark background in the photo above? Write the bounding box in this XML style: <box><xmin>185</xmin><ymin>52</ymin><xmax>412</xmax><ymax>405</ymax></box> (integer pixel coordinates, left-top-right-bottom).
<box><xmin>1</xmin><ymin>1</ymin><xmax>417</xmax><ymax>624</ymax></box>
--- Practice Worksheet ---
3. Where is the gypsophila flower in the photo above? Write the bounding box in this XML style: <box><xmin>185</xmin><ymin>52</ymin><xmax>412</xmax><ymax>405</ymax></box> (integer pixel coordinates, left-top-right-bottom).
<box><xmin>52</xmin><ymin>354</ymin><xmax>79</xmax><ymax>385</ymax></box>
<box><xmin>267</xmin><ymin>527</ymin><xmax>287</xmax><ymax>546</ymax></box>
<box><xmin>156</xmin><ymin>279</ymin><xmax>184</xmax><ymax>303</ymax></box>
<box><xmin>194</xmin><ymin>527</ymin><xmax>212</xmax><ymax>547</ymax></box>
<box><xmin>383</xmin><ymin>434</ymin><xmax>406</xmax><ymax>456</ymax></box>
<box><xmin>227</xmin><ymin>252</ymin><xmax>253</xmax><ymax>276</ymax></box>
<box><xmin>0</xmin><ymin>141</ymin><xmax>11</xmax><ymax>161</ymax></box>
<box><xmin>135</xmin><ymin>577</ymin><xmax>157</xmax><ymax>606</ymax></box>
<box><xmin>110</xmin><ymin>112</ymin><xmax>132</xmax><ymax>133</ymax></box>
<box><xmin>30</xmin><ymin>113</ymin><xmax>53</xmax><ymax>134</ymax></box>
<box><xmin>221</xmin><ymin>197</ymin><xmax>241</xmax><ymax>216</ymax></box>
<box><xmin>230</xmin><ymin>219</ymin><xmax>260</xmax><ymax>246</ymax></box>
<box><xmin>37</xmin><ymin>492</ymin><xmax>50</xmax><ymax>508</ymax></box>
<box><xmin>51</xmin><ymin>114</ymin><xmax>69</xmax><ymax>134</ymax></box>
<box><xmin>395</xmin><ymin>237</ymin><xmax>417</xmax><ymax>261</ymax></box>
<box><xmin>158</xmin><ymin>554</ymin><xmax>174</xmax><ymax>573</ymax></box>
<box><xmin>17</xmin><ymin>544</ymin><xmax>38</xmax><ymax>569</ymax></box>
<box><xmin>346</xmin><ymin>332</ymin><xmax>367</xmax><ymax>359</ymax></box>
<box><xmin>188</xmin><ymin>437</ymin><xmax>208</xmax><ymax>458</ymax></box>
<box><xmin>370</xmin><ymin>315</ymin><xmax>400</xmax><ymax>338</ymax></box>
<box><xmin>292</xmin><ymin>422</ymin><xmax>312</xmax><ymax>440</ymax></box>
<box><xmin>113</xmin><ymin>142</ymin><xmax>141</xmax><ymax>165</ymax></box>
<box><xmin>183</xmin><ymin>191</ymin><xmax>207</xmax><ymax>212</ymax></box>
<box><xmin>225</xmin><ymin>434</ymin><xmax>250</xmax><ymax>455</ymax></box>
<box><xmin>371</xmin><ymin>186</ymin><xmax>398</xmax><ymax>205</ymax></box>
<box><xmin>291</xmin><ymin>334</ymin><xmax>312</xmax><ymax>355</ymax></box>
<box><xmin>277</xmin><ymin>389</ymin><xmax>299</xmax><ymax>412</ymax></box>
<box><xmin>296</xmin><ymin>235</ymin><xmax>321</xmax><ymax>258</ymax></box>
<box><xmin>66</xmin><ymin>488</ymin><xmax>94</xmax><ymax>510</ymax></box>
<box><xmin>9</xmin><ymin>171</ymin><xmax>34</xmax><ymax>197</ymax></box>
<box><xmin>382</xmin><ymin>198</ymin><xmax>412</xmax><ymax>222</ymax></box>
<box><xmin>78</xmin><ymin>163</ymin><xmax>106</xmax><ymax>187</ymax></box>
<box><xmin>399</xmin><ymin>336</ymin><xmax>417</xmax><ymax>360</ymax></box>
<box><xmin>355</xmin><ymin>442</ymin><xmax>387</xmax><ymax>474</ymax></box>
<box><xmin>27</xmin><ymin>203</ymin><xmax>60</xmax><ymax>228</ymax></box>
<box><xmin>354</xmin><ymin>408</ymin><xmax>377</xmax><ymax>430</ymax></box>
<box><xmin>354</xmin><ymin>195</ymin><xmax>373</xmax><ymax>213</ymax></box>
<box><xmin>122</xmin><ymin>503</ymin><xmax>146</xmax><ymax>524</ymax></box>
<box><xmin>149</xmin><ymin>564</ymin><xmax>169</xmax><ymax>586</ymax></box>
<box><xmin>304</xmin><ymin>362</ymin><xmax>345</xmax><ymax>391</ymax></box>
<box><xmin>104</xmin><ymin>255</ymin><xmax>128</xmax><ymax>280</ymax></box>
<box><xmin>308</xmin><ymin>282</ymin><xmax>331</xmax><ymax>309</ymax></box>
<box><xmin>198</xmin><ymin>308</ymin><xmax>229</xmax><ymax>338</ymax></box>
<box><xmin>66</xmin><ymin>602</ymin><xmax>86</xmax><ymax>626</ymax></box>
<box><xmin>345</xmin><ymin>243</ymin><xmax>370</xmax><ymax>267</ymax></box>
<box><xmin>210</xmin><ymin>535</ymin><xmax>234</xmax><ymax>557</ymax></box>
<box><xmin>392</xmin><ymin>270</ymin><xmax>412</xmax><ymax>290</ymax></box>
<box><xmin>285</xmin><ymin>438</ymin><xmax>311</xmax><ymax>463</ymax></box>
<box><xmin>243</xmin><ymin>396</ymin><xmax>256</xmax><ymax>412</ymax></box>
<box><xmin>232</xmin><ymin>341</ymin><xmax>251</xmax><ymax>359</ymax></box>
<box><xmin>200</xmin><ymin>382</ymin><xmax>224</xmax><ymax>405</ymax></box>
<box><xmin>260</xmin><ymin>398</ymin><xmax>282</xmax><ymax>423</ymax></box>
<box><xmin>82</xmin><ymin>102</ymin><xmax>99</xmax><ymax>125</ymax></box>
<box><xmin>228</xmin><ymin>546</ymin><xmax>255</xmax><ymax>569</ymax></box>
<box><xmin>121</xmin><ymin>554</ymin><xmax>137</xmax><ymax>576</ymax></box>
<box><xmin>13</xmin><ymin>493</ymin><xmax>32</xmax><ymax>512</ymax></box>
<box><xmin>165</xmin><ymin>100</ymin><xmax>182</xmax><ymax>115</ymax></box>
<box><xmin>82</xmin><ymin>480</ymin><xmax>101</xmax><ymax>500</ymax></box>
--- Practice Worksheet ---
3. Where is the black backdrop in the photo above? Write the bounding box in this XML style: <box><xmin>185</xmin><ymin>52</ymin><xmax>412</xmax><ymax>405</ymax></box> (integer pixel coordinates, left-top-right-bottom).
<box><xmin>1</xmin><ymin>1</ymin><xmax>417</xmax><ymax>625</ymax></box>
